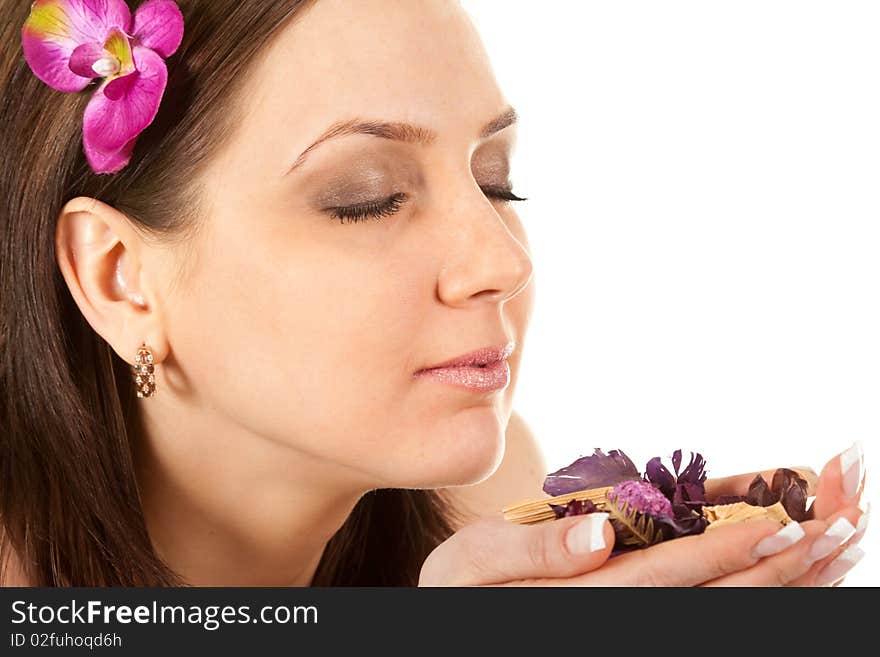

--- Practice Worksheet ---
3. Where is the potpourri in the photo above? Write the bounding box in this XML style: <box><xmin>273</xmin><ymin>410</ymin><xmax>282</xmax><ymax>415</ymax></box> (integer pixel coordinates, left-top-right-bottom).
<box><xmin>544</xmin><ymin>449</ymin><xmax>813</xmax><ymax>553</ymax></box>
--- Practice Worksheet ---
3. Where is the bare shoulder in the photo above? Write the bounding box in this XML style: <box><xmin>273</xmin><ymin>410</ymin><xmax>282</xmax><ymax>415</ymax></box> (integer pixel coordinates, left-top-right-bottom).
<box><xmin>442</xmin><ymin>409</ymin><xmax>548</xmax><ymax>530</ymax></box>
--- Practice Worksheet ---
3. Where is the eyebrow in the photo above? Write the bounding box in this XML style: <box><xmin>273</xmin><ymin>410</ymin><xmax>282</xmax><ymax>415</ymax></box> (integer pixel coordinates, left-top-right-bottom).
<box><xmin>284</xmin><ymin>106</ymin><xmax>518</xmax><ymax>176</ymax></box>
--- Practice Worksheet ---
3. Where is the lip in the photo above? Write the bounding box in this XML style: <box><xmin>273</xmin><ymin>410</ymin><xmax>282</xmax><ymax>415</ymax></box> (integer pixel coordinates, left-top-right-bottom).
<box><xmin>416</xmin><ymin>340</ymin><xmax>516</xmax><ymax>372</ymax></box>
<box><xmin>414</xmin><ymin>357</ymin><xmax>511</xmax><ymax>392</ymax></box>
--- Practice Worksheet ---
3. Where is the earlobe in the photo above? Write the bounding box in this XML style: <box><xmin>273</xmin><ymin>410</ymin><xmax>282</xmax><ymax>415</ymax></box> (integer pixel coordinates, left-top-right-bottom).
<box><xmin>54</xmin><ymin>196</ymin><xmax>167</xmax><ymax>366</ymax></box>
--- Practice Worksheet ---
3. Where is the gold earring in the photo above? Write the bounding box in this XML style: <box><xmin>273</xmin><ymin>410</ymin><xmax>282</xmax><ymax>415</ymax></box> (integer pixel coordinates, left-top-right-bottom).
<box><xmin>133</xmin><ymin>343</ymin><xmax>156</xmax><ymax>398</ymax></box>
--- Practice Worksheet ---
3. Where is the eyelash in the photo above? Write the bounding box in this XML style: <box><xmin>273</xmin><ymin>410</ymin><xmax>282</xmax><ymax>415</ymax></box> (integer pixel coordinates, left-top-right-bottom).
<box><xmin>326</xmin><ymin>185</ymin><xmax>528</xmax><ymax>224</ymax></box>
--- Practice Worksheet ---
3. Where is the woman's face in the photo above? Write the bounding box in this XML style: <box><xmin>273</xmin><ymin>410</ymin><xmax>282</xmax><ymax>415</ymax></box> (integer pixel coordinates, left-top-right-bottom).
<box><xmin>156</xmin><ymin>0</ymin><xmax>534</xmax><ymax>491</ymax></box>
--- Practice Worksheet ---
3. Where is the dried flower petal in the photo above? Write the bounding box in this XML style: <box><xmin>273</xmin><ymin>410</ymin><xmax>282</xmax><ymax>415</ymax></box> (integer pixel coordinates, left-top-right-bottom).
<box><xmin>548</xmin><ymin>498</ymin><xmax>599</xmax><ymax>519</ymax></box>
<box><xmin>604</xmin><ymin>492</ymin><xmax>665</xmax><ymax>548</ymax></box>
<box><xmin>745</xmin><ymin>473</ymin><xmax>776</xmax><ymax>506</ymax></box>
<box><xmin>543</xmin><ymin>448</ymin><xmax>640</xmax><ymax>497</ymax></box>
<box><xmin>708</xmin><ymin>469</ymin><xmax>811</xmax><ymax>522</ymax></box>
<box><xmin>679</xmin><ymin>450</ymin><xmax>708</xmax><ymax>484</ymax></box>
<box><xmin>703</xmin><ymin>500</ymin><xmax>792</xmax><ymax>529</ymax></box>
<box><xmin>609</xmin><ymin>480</ymin><xmax>673</xmax><ymax>517</ymax></box>
<box><xmin>652</xmin><ymin>511</ymin><xmax>709</xmax><ymax>540</ymax></box>
<box><xmin>771</xmin><ymin>468</ymin><xmax>810</xmax><ymax>522</ymax></box>
<box><xmin>645</xmin><ymin>457</ymin><xmax>676</xmax><ymax>498</ymax></box>
<box><xmin>644</xmin><ymin>450</ymin><xmax>708</xmax><ymax>518</ymax></box>
<box><xmin>605</xmin><ymin>483</ymin><xmax>708</xmax><ymax>551</ymax></box>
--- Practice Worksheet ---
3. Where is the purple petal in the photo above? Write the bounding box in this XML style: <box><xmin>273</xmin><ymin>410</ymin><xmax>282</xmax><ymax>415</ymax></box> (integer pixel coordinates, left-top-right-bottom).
<box><xmin>85</xmin><ymin>135</ymin><xmax>137</xmax><ymax>175</ymax></box>
<box><xmin>645</xmin><ymin>456</ymin><xmax>676</xmax><ymax>498</ymax></box>
<box><xmin>66</xmin><ymin>0</ymin><xmax>132</xmax><ymax>37</ymax></box>
<box><xmin>68</xmin><ymin>41</ymin><xmax>108</xmax><ymax>78</ymax></box>
<box><xmin>672</xmin><ymin>449</ymin><xmax>683</xmax><ymax>475</ymax></box>
<box><xmin>543</xmin><ymin>448</ymin><xmax>641</xmax><ymax>497</ymax></box>
<box><xmin>610</xmin><ymin>480</ymin><xmax>674</xmax><ymax>517</ymax></box>
<box><xmin>653</xmin><ymin>511</ymin><xmax>708</xmax><ymax>540</ymax></box>
<box><xmin>677</xmin><ymin>481</ymin><xmax>706</xmax><ymax>505</ymax></box>
<box><xmin>83</xmin><ymin>45</ymin><xmax>167</xmax><ymax>155</ymax></box>
<box><xmin>132</xmin><ymin>0</ymin><xmax>185</xmax><ymax>58</ymax></box>
<box><xmin>671</xmin><ymin>481</ymin><xmax>707</xmax><ymax>518</ymax></box>
<box><xmin>104</xmin><ymin>70</ymin><xmax>138</xmax><ymax>101</ymax></box>
<box><xmin>644</xmin><ymin>450</ymin><xmax>709</xmax><ymax>518</ymax></box>
<box><xmin>548</xmin><ymin>498</ymin><xmax>598</xmax><ymax>519</ymax></box>
<box><xmin>679</xmin><ymin>451</ymin><xmax>708</xmax><ymax>484</ymax></box>
<box><xmin>22</xmin><ymin>33</ymin><xmax>91</xmax><ymax>92</ymax></box>
<box><xmin>21</xmin><ymin>0</ymin><xmax>132</xmax><ymax>92</ymax></box>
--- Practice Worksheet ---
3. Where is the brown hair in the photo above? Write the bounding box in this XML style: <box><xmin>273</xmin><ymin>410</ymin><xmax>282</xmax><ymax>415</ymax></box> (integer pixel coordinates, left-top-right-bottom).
<box><xmin>0</xmin><ymin>0</ymin><xmax>462</xmax><ymax>586</ymax></box>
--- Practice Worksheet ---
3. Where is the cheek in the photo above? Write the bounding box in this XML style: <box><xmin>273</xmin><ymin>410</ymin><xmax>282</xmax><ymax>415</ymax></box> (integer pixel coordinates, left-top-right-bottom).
<box><xmin>165</xmin><ymin>234</ymin><xmax>431</xmax><ymax>467</ymax></box>
<box><xmin>164</xmin><ymin>219</ymin><xmax>530</xmax><ymax>489</ymax></box>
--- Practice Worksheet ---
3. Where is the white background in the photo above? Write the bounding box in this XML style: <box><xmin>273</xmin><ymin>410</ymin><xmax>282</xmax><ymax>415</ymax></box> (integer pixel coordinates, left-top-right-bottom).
<box><xmin>462</xmin><ymin>0</ymin><xmax>878</xmax><ymax>585</ymax></box>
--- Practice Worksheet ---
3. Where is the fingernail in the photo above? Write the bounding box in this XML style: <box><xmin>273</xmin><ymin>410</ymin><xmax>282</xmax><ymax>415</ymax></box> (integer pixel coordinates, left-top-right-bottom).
<box><xmin>815</xmin><ymin>544</ymin><xmax>865</xmax><ymax>586</ymax></box>
<box><xmin>839</xmin><ymin>441</ymin><xmax>864</xmax><ymax>499</ymax></box>
<box><xmin>565</xmin><ymin>512</ymin><xmax>609</xmax><ymax>555</ymax></box>
<box><xmin>752</xmin><ymin>522</ymin><xmax>806</xmax><ymax>558</ymax></box>
<box><xmin>808</xmin><ymin>517</ymin><xmax>856</xmax><ymax>562</ymax></box>
<box><xmin>851</xmin><ymin>503</ymin><xmax>871</xmax><ymax>545</ymax></box>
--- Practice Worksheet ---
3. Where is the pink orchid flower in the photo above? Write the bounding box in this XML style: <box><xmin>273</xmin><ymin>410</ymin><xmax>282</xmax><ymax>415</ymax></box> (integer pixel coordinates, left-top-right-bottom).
<box><xmin>21</xmin><ymin>0</ymin><xmax>184</xmax><ymax>175</ymax></box>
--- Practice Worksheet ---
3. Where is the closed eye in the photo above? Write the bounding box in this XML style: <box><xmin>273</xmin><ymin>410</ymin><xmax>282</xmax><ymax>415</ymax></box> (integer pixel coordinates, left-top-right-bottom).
<box><xmin>325</xmin><ymin>185</ymin><xmax>528</xmax><ymax>224</ymax></box>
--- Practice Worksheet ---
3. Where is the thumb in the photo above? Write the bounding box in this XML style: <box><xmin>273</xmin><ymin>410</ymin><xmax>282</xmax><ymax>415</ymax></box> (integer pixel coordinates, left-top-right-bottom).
<box><xmin>419</xmin><ymin>512</ymin><xmax>615</xmax><ymax>586</ymax></box>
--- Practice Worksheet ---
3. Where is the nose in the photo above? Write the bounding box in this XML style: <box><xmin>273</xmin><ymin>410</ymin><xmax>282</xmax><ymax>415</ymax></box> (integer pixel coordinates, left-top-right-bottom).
<box><xmin>436</xmin><ymin>181</ymin><xmax>534</xmax><ymax>308</ymax></box>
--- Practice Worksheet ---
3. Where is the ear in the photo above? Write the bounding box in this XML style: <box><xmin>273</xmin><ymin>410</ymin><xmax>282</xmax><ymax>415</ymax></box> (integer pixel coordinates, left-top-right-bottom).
<box><xmin>54</xmin><ymin>196</ymin><xmax>169</xmax><ymax>365</ymax></box>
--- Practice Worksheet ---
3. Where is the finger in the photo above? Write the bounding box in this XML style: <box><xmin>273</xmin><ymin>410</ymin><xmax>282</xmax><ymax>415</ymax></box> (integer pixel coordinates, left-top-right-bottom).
<box><xmin>705</xmin><ymin>506</ymin><xmax>862</xmax><ymax>587</ymax></box>
<box><xmin>418</xmin><ymin>514</ymin><xmax>615</xmax><ymax>586</ymax></box>
<box><xmin>814</xmin><ymin>544</ymin><xmax>866</xmax><ymax>586</ymax></box>
<box><xmin>811</xmin><ymin>442</ymin><xmax>865</xmax><ymax>521</ymax></box>
<box><xmin>704</xmin><ymin>466</ymin><xmax>818</xmax><ymax>503</ymax></box>
<box><xmin>700</xmin><ymin>517</ymin><xmax>837</xmax><ymax>587</ymax></box>
<box><xmin>563</xmin><ymin>518</ymin><xmax>804</xmax><ymax>587</ymax></box>
<box><xmin>788</xmin><ymin>505</ymin><xmax>865</xmax><ymax>586</ymax></box>
<box><xmin>850</xmin><ymin>501</ymin><xmax>871</xmax><ymax>546</ymax></box>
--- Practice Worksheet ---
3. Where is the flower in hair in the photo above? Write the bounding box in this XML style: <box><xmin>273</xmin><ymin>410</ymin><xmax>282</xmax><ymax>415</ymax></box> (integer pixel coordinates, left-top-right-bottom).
<box><xmin>21</xmin><ymin>0</ymin><xmax>185</xmax><ymax>174</ymax></box>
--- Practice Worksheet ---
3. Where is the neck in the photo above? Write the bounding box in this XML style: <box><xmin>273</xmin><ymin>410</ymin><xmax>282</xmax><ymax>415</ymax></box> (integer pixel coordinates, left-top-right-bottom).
<box><xmin>130</xmin><ymin>394</ymin><xmax>369</xmax><ymax>586</ymax></box>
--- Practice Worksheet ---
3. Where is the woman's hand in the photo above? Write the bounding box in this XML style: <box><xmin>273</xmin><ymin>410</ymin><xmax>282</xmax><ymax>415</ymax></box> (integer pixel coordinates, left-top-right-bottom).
<box><xmin>591</xmin><ymin>506</ymin><xmax>863</xmax><ymax>587</ymax></box>
<box><xmin>419</xmin><ymin>511</ymin><xmax>617</xmax><ymax>586</ymax></box>
<box><xmin>704</xmin><ymin>442</ymin><xmax>868</xmax><ymax>586</ymax></box>
<box><xmin>420</xmin><ymin>443</ymin><xmax>867</xmax><ymax>587</ymax></box>
<box><xmin>420</xmin><ymin>510</ymin><xmax>854</xmax><ymax>587</ymax></box>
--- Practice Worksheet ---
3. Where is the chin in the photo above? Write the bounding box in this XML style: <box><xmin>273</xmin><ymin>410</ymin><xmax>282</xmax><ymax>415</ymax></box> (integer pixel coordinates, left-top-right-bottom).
<box><xmin>394</xmin><ymin>404</ymin><xmax>507</xmax><ymax>489</ymax></box>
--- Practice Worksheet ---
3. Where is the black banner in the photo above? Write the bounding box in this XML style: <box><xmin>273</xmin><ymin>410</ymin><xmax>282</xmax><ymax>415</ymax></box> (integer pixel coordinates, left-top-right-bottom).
<box><xmin>0</xmin><ymin>587</ymin><xmax>872</xmax><ymax>652</ymax></box>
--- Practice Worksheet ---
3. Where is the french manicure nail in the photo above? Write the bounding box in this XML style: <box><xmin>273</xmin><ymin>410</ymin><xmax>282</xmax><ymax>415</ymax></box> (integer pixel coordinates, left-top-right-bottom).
<box><xmin>565</xmin><ymin>512</ymin><xmax>609</xmax><ymax>555</ymax></box>
<box><xmin>852</xmin><ymin>503</ymin><xmax>871</xmax><ymax>545</ymax></box>
<box><xmin>839</xmin><ymin>441</ymin><xmax>864</xmax><ymax>499</ymax></box>
<box><xmin>815</xmin><ymin>544</ymin><xmax>865</xmax><ymax>586</ymax></box>
<box><xmin>808</xmin><ymin>517</ymin><xmax>856</xmax><ymax>562</ymax></box>
<box><xmin>752</xmin><ymin>522</ymin><xmax>806</xmax><ymax>558</ymax></box>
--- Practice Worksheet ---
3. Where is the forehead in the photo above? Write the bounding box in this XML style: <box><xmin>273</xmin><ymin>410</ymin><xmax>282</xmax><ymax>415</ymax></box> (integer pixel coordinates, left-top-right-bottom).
<box><xmin>223</xmin><ymin>0</ymin><xmax>506</xmax><ymax>173</ymax></box>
